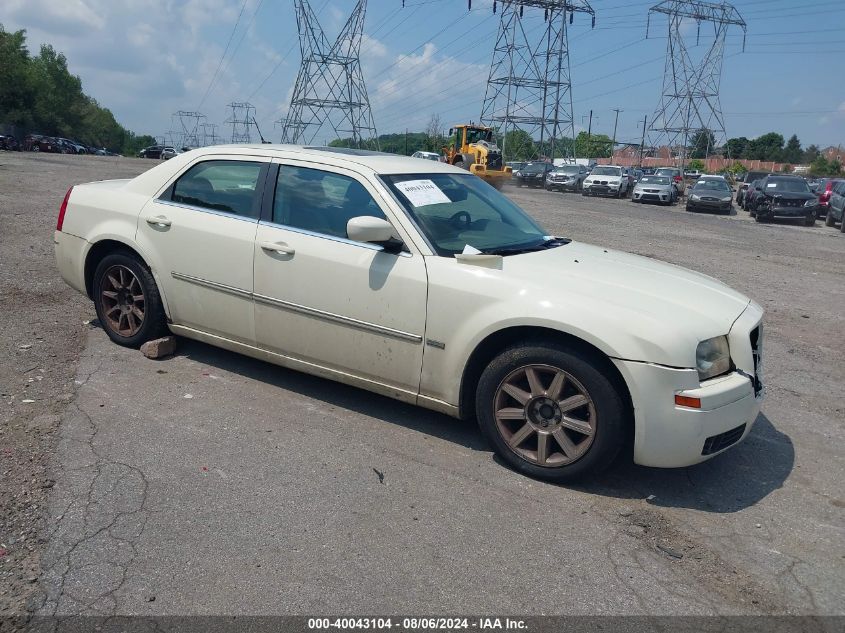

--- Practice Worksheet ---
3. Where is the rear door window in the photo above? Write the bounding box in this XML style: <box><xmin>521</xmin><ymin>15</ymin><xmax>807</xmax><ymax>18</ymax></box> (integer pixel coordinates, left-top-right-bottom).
<box><xmin>171</xmin><ymin>160</ymin><xmax>264</xmax><ymax>219</ymax></box>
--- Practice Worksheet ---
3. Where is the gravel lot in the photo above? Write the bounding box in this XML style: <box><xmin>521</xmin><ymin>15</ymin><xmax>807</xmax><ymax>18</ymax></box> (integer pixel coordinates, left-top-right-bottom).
<box><xmin>1</xmin><ymin>152</ymin><xmax>843</xmax><ymax>623</ymax></box>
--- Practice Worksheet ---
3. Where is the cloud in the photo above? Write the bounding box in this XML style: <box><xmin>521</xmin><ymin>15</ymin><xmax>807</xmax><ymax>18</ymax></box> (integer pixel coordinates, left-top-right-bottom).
<box><xmin>6</xmin><ymin>0</ymin><xmax>105</xmax><ymax>34</ymax></box>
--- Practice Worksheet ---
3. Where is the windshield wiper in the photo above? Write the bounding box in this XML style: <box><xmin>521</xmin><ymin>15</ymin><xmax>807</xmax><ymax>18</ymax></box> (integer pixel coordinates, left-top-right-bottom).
<box><xmin>481</xmin><ymin>236</ymin><xmax>570</xmax><ymax>256</ymax></box>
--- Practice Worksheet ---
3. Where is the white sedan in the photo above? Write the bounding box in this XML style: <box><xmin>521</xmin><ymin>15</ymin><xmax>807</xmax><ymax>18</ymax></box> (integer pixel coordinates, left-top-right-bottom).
<box><xmin>54</xmin><ymin>145</ymin><xmax>764</xmax><ymax>481</ymax></box>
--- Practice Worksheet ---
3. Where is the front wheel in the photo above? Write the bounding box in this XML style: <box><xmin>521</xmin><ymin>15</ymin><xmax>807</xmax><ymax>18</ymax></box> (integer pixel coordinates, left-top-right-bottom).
<box><xmin>476</xmin><ymin>342</ymin><xmax>627</xmax><ymax>482</ymax></box>
<box><xmin>825</xmin><ymin>209</ymin><xmax>835</xmax><ymax>227</ymax></box>
<box><xmin>93</xmin><ymin>252</ymin><xmax>168</xmax><ymax>347</ymax></box>
<box><xmin>804</xmin><ymin>214</ymin><xmax>816</xmax><ymax>227</ymax></box>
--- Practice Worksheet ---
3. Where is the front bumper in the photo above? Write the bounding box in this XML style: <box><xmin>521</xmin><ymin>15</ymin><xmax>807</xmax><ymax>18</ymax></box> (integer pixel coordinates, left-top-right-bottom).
<box><xmin>515</xmin><ymin>176</ymin><xmax>545</xmax><ymax>187</ymax></box>
<box><xmin>546</xmin><ymin>179</ymin><xmax>578</xmax><ymax>190</ymax></box>
<box><xmin>614</xmin><ymin>302</ymin><xmax>764</xmax><ymax>468</ymax></box>
<box><xmin>633</xmin><ymin>190</ymin><xmax>672</xmax><ymax>203</ymax></box>
<box><xmin>757</xmin><ymin>203</ymin><xmax>815</xmax><ymax>218</ymax></box>
<box><xmin>687</xmin><ymin>199</ymin><xmax>732</xmax><ymax>212</ymax></box>
<box><xmin>584</xmin><ymin>183</ymin><xmax>621</xmax><ymax>196</ymax></box>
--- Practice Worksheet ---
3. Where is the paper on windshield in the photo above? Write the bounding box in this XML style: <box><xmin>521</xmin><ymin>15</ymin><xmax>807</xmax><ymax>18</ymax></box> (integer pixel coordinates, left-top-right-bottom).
<box><xmin>766</xmin><ymin>183</ymin><xmax>777</xmax><ymax>188</ymax></box>
<box><xmin>395</xmin><ymin>179</ymin><xmax>451</xmax><ymax>207</ymax></box>
<box><xmin>461</xmin><ymin>244</ymin><xmax>482</xmax><ymax>255</ymax></box>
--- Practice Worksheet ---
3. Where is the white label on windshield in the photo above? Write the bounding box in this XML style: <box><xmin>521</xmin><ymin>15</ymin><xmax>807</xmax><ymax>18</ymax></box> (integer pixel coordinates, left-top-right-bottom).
<box><xmin>767</xmin><ymin>183</ymin><xmax>777</xmax><ymax>188</ymax></box>
<box><xmin>461</xmin><ymin>244</ymin><xmax>482</xmax><ymax>255</ymax></box>
<box><xmin>395</xmin><ymin>179</ymin><xmax>451</xmax><ymax>207</ymax></box>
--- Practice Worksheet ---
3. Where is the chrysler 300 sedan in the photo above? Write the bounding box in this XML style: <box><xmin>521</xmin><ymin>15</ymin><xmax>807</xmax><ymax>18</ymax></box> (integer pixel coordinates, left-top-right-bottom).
<box><xmin>54</xmin><ymin>145</ymin><xmax>764</xmax><ymax>481</ymax></box>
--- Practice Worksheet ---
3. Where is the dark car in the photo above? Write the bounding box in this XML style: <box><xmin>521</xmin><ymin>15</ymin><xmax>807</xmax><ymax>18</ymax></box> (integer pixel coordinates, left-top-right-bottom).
<box><xmin>139</xmin><ymin>145</ymin><xmax>164</xmax><ymax>159</ymax></box>
<box><xmin>749</xmin><ymin>176</ymin><xmax>817</xmax><ymax>225</ymax></box>
<box><xmin>815</xmin><ymin>178</ymin><xmax>845</xmax><ymax>218</ymax></box>
<box><xmin>744</xmin><ymin>179</ymin><xmax>764</xmax><ymax>212</ymax></box>
<box><xmin>513</xmin><ymin>162</ymin><xmax>553</xmax><ymax>187</ymax></box>
<box><xmin>545</xmin><ymin>164</ymin><xmax>588</xmax><ymax>192</ymax></box>
<box><xmin>23</xmin><ymin>134</ymin><xmax>60</xmax><ymax>153</ymax></box>
<box><xmin>686</xmin><ymin>179</ymin><xmax>733</xmax><ymax>214</ymax></box>
<box><xmin>823</xmin><ymin>180</ymin><xmax>845</xmax><ymax>232</ymax></box>
<box><xmin>736</xmin><ymin>171</ymin><xmax>771</xmax><ymax>206</ymax></box>
<box><xmin>0</xmin><ymin>134</ymin><xmax>21</xmax><ymax>151</ymax></box>
<box><xmin>641</xmin><ymin>167</ymin><xmax>656</xmax><ymax>176</ymax></box>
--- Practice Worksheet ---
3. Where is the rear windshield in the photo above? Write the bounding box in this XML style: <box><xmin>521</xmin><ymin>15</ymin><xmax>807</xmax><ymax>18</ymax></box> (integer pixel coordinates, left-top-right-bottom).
<box><xmin>764</xmin><ymin>178</ymin><xmax>810</xmax><ymax>193</ymax></box>
<box><xmin>591</xmin><ymin>166</ymin><xmax>621</xmax><ymax>176</ymax></box>
<box><xmin>655</xmin><ymin>168</ymin><xmax>678</xmax><ymax>176</ymax></box>
<box><xmin>694</xmin><ymin>180</ymin><xmax>731</xmax><ymax>192</ymax></box>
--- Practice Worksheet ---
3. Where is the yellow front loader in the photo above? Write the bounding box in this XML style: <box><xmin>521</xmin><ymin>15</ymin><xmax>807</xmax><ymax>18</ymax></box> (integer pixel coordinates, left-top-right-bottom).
<box><xmin>442</xmin><ymin>124</ymin><xmax>512</xmax><ymax>188</ymax></box>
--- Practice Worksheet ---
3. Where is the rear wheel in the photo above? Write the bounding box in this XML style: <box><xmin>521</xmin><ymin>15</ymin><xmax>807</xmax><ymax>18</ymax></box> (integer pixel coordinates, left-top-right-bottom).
<box><xmin>476</xmin><ymin>342</ymin><xmax>627</xmax><ymax>482</ymax></box>
<box><xmin>840</xmin><ymin>215</ymin><xmax>845</xmax><ymax>233</ymax></box>
<box><xmin>93</xmin><ymin>252</ymin><xmax>168</xmax><ymax>348</ymax></box>
<box><xmin>825</xmin><ymin>209</ymin><xmax>835</xmax><ymax>227</ymax></box>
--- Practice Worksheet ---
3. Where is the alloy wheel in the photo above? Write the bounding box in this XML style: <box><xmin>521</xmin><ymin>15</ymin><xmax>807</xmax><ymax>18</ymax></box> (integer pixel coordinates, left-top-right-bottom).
<box><xmin>494</xmin><ymin>364</ymin><xmax>596</xmax><ymax>467</ymax></box>
<box><xmin>100</xmin><ymin>264</ymin><xmax>145</xmax><ymax>337</ymax></box>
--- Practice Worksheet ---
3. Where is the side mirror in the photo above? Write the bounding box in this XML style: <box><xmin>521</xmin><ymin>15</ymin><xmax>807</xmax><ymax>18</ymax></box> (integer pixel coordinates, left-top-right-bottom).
<box><xmin>347</xmin><ymin>216</ymin><xmax>396</xmax><ymax>246</ymax></box>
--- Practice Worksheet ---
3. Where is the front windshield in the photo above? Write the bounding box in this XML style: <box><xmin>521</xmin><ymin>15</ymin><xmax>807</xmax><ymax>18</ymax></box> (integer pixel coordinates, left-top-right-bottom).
<box><xmin>591</xmin><ymin>166</ymin><xmax>621</xmax><ymax>176</ymax></box>
<box><xmin>521</xmin><ymin>163</ymin><xmax>547</xmax><ymax>173</ymax></box>
<box><xmin>465</xmin><ymin>128</ymin><xmax>493</xmax><ymax>144</ymax></box>
<box><xmin>639</xmin><ymin>176</ymin><xmax>670</xmax><ymax>185</ymax></box>
<box><xmin>694</xmin><ymin>181</ymin><xmax>730</xmax><ymax>193</ymax></box>
<box><xmin>765</xmin><ymin>178</ymin><xmax>810</xmax><ymax>193</ymax></box>
<box><xmin>554</xmin><ymin>166</ymin><xmax>580</xmax><ymax>174</ymax></box>
<box><xmin>381</xmin><ymin>173</ymin><xmax>553</xmax><ymax>257</ymax></box>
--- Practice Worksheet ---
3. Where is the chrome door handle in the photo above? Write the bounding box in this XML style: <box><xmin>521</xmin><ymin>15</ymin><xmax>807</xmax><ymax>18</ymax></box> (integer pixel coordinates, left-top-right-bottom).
<box><xmin>145</xmin><ymin>215</ymin><xmax>172</xmax><ymax>227</ymax></box>
<box><xmin>259</xmin><ymin>241</ymin><xmax>295</xmax><ymax>255</ymax></box>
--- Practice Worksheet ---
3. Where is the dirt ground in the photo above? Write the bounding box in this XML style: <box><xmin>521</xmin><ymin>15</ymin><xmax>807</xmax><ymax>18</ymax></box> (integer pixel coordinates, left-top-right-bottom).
<box><xmin>0</xmin><ymin>152</ymin><xmax>843</xmax><ymax>626</ymax></box>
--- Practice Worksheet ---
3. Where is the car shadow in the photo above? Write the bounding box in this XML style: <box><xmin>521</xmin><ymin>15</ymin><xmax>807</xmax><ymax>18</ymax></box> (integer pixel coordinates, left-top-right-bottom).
<box><xmin>170</xmin><ymin>338</ymin><xmax>793</xmax><ymax>513</ymax></box>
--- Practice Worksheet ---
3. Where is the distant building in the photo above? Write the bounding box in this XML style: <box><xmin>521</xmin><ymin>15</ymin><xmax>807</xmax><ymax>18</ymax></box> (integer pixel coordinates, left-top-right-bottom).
<box><xmin>822</xmin><ymin>146</ymin><xmax>844</xmax><ymax>163</ymax></box>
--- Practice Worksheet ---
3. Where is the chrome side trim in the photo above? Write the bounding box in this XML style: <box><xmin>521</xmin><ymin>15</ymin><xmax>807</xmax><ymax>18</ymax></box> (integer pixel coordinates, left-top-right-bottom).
<box><xmin>170</xmin><ymin>272</ymin><xmax>252</xmax><ymax>299</ymax></box>
<box><xmin>157</xmin><ymin>199</ymin><xmax>259</xmax><ymax>223</ymax></box>
<box><xmin>253</xmin><ymin>293</ymin><xmax>422</xmax><ymax>343</ymax></box>
<box><xmin>171</xmin><ymin>271</ymin><xmax>422</xmax><ymax>344</ymax></box>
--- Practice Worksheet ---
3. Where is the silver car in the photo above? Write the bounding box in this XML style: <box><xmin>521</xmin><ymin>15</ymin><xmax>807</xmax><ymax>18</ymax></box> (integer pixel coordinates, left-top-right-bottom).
<box><xmin>545</xmin><ymin>164</ymin><xmax>588</xmax><ymax>192</ymax></box>
<box><xmin>631</xmin><ymin>175</ymin><xmax>677</xmax><ymax>205</ymax></box>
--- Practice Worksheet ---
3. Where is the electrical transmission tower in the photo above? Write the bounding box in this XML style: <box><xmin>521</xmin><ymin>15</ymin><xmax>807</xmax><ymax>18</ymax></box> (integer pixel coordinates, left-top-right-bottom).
<box><xmin>281</xmin><ymin>0</ymin><xmax>378</xmax><ymax>149</ymax></box>
<box><xmin>173</xmin><ymin>111</ymin><xmax>206</xmax><ymax>149</ymax></box>
<box><xmin>201</xmin><ymin>122</ymin><xmax>221</xmax><ymax>146</ymax></box>
<box><xmin>646</xmin><ymin>0</ymin><xmax>746</xmax><ymax>167</ymax></box>
<box><xmin>480</xmin><ymin>0</ymin><xmax>595</xmax><ymax>162</ymax></box>
<box><xmin>226</xmin><ymin>102</ymin><xmax>257</xmax><ymax>143</ymax></box>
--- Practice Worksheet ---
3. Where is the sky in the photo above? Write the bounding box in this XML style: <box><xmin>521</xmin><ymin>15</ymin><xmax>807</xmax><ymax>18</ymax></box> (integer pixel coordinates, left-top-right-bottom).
<box><xmin>3</xmin><ymin>0</ymin><xmax>845</xmax><ymax>149</ymax></box>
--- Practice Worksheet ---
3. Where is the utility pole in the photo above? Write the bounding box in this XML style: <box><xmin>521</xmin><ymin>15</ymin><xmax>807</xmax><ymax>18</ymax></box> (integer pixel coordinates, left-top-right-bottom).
<box><xmin>586</xmin><ymin>110</ymin><xmax>593</xmax><ymax>158</ymax></box>
<box><xmin>405</xmin><ymin>128</ymin><xmax>408</xmax><ymax>155</ymax></box>
<box><xmin>638</xmin><ymin>115</ymin><xmax>648</xmax><ymax>167</ymax></box>
<box><xmin>611</xmin><ymin>108</ymin><xmax>622</xmax><ymax>160</ymax></box>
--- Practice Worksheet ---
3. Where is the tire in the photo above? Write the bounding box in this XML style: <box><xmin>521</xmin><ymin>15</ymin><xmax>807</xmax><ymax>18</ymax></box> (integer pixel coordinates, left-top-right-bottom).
<box><xmin>32</xmin><ymin>145</ymin><xmax>40</xmax><ymax>152</ymax></box>
<box><xmin>804</xmin><ymin>214</ymin><xmax>815</xmax><ymax>227</ymax></box>
<box><xmin>825</xmin><ymin>209</ymin><xmax>835</xmax><ymax>227</ymax></box>
<box><xmin>581</xmin><ymin>190</ymin><xmax>589</xmax><ymax>197</ymax></box>
<box><xmin>755</xmin><ymin>213</ymin><xmax>767</xmax><ymax>223</ymax></box>
<box><xmin>840</xmin><ymin>215</ymin><xmax>845</xmax><ymax>233</ymax></box>
<box><xmin>475</xmin><ymin>341</ymin><xmax>628</xmax><ymax>482</ymax></box>
<box><xmin>93</xmin><ymin>251</ymin><xmax>168</xmax><ymax>348</ymax></box>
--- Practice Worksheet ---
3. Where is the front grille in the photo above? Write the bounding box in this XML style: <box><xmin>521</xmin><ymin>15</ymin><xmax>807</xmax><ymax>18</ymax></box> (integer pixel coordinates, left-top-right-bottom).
<box><xmin>644</xmin><ymin>188</ymin><xmax>660</xmax><ymax>193</ymax></box>
<box><xmin>750</xmin><ymin>325</ymin><xmax>763</xmax><ymax>396</ymax></box>
<box><xmin>702</xmin><ymin>424</ymin><xmax>746</xmax><ymax>455</ymax></box>
<box><xmin>701</xmin><ymin>196</ymin><xmax>719</xmax><ymax>201</ymax></box>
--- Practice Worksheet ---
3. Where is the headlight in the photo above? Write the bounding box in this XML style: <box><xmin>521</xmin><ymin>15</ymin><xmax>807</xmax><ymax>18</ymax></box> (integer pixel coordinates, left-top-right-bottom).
<box><xmin>690</xmin><ymin>194</ymin><xmax>700</xmax><ymax>201</ymax></box>
<box><xmin>804</xmin><ymin>199</ymin><xmax>817</xmax><ymax>207</ymax></box>
<box><xmin>721</xmin><ymin>196</ymin><xmax>732</xmax><ymax>202</ymax></box>
<box><xmin>696</xmin><ymin>336</ymin><xmax>731</xmax><ymax>381</ymax></box>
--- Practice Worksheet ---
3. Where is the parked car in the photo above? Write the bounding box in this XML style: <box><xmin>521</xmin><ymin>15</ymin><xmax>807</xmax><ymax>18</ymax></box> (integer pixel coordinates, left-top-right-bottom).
<box><xmin>160</xmin><ymin>146</ymin><xmax>182</xmax><ymax>160</ymax></box>
<box><xmin>411</xmin><ymin>151</ymin><xmax>441</xmax><ymax>162</ymax></box>
<box><xmin>138</xmin><ymin>145</ymin><xmax>164</xmax><ymax>159</ymax></box>
<box><xmin>545</xmin><ymin>164</ymin><xmax>588</xmax><ymax>192</ymax></box>
<box><xmin>622</xmin><ymin>168</ymin><xmax>637</xmax><ymax>190</ymax></box>
<box><xmin>632</xmin><ymin>169</ymin><xmax>644</xmax><ymax>182</ymax></box>
<box><xmin>749</xmin><ymin>175</ymin><xmax>818</xmax><ymax>225</ymax></box>
<box><xmin>744</xmin><ymin>179</ymin><xmax>764</xmax><ymax>212</ymax></box>
<box><xmin>582</xmin><ymin>165</ymin><xmax>630</xmax><ymax>198</ymax></box>
<box><xmin>655</xmin><ymin>167</ymin><xmax>685</xmax><ymax>196</ymax></box>
<box><xmin>815</xmin><ymin>178</ymin><xmax>845</xmax><ymax>218</ymax></box>
<box><xmin>686</xmin><ymin>179</ymin><xmax>733</xmax><ymax>214</ymax></box>
<box><xmin>683</xmin><ymin>169</ymin><xmax>702</xmax><ymax>180</ymax></box>
<box><xmin>57</xmin><ymin>138</ymin><xmax>88</xmax><ymax>154</ymax></box>
<box><xmin>0</xmin><ymin>134</ymin><xmax>21</xmax><ymax>151</ymax></box>
<box><xmin>823</xmin><ymin>180</ymin><xmax>845</xmax><ymax>232</ymax></box>
<box><xmin>641</xmin><ymin>167</ymin><xmax>656</xmax><ymax>176</ymax></box>
<box><xmin>631</xmin><ymin>175</ymin><xmax>676</xmax><ymax>205</ymax></box>
<box><xmin>54</xmin><ymin>145</ymin><xmax>764</xmax><ymax>481</ymax></box>
<box><xmin>513</xmin><ymin>162</ymin><xmax>554</xmax><ymax>187</ymax></box>
<box><xmin>23</xmin><ymin>134</ymin><xmax>59</xmax><ymax>153</ymax></box>
<box><xmin>736</xmin><ymin>171</ymin><xmax>771</xmax><ymax>206</ymax></box>
<box><xmin>506</xmin><ymin>161</ymin><xmax>526</xmax><ymax>172</ymax></box>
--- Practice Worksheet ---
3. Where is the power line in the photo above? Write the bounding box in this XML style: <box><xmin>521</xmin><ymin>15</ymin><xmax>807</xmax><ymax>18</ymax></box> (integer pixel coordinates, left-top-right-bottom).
<box><xmin>196</xmin><ymin>0</ymin><xmax>250</xmax><ymax>111</ymax></box>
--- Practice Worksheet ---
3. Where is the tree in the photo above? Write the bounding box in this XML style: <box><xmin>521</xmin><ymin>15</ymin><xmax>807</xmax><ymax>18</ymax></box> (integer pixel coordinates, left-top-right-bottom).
<box><xmin>424</xmin><ymin>113</ymin><xmax>444</xmax><ymax>153</ymax></box>
<box><xmin>803</xmin><ymin>144</ymin><xmax>820</xmax><ymax>163</ymax></box>
<box><xmin>686</xmin><ymin>159</ymin><xmax>705</xmax><ymax>171</ymax></box>
<box><xmin>809</xmin><ymin>156</ymin><xmax>843</xmax><ymax>176</ymax></box>
<box><xmin>725</xmin><ymin>137</ymin><xmax>749</xmax><ymax>159</ymax></box>
<box><xmin>688</xmin><ymin>128</ymin><xmax>716</xmax><ymax>159</ymax></box>
<box><xmin>573</xmin><ymin>131</ymin><xmax>612</xmax><ymax>158</ymax></box>
<box><xmin>502</xmin><ymin>129</ymin><xmax>535</xmax><ymax>161</ymax></box>
<box><xmin>747</xmin><ymin>132</ymin><xmax>784</xmax><ymax>161</ymax></box>
<box><xmin>783</xmin><ymin>134</ymin><xmax>802</xmax><ymax>164</ymax></box>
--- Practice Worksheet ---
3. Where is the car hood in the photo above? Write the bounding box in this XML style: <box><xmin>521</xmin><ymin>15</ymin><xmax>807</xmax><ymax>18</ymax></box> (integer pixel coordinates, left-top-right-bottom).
<box><xmin>764</xmin><ymin>191</ymin><xmax>815</xmax><ymax>201</ymax></box>
<box><xmin>587</xmin><ymin>175</ymin><xmax>622</xmax><ymax>181</ymax></box>
<box><xmin>634</xmin><ymin>183</ymin><xmax>672</xmax><ymax>190</ymax></box>
<box><xmin>496</xmin><ymin>241</ymin><xmax>751</xmax><ymax>365</ymax></box>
